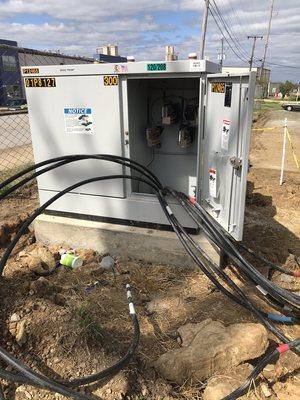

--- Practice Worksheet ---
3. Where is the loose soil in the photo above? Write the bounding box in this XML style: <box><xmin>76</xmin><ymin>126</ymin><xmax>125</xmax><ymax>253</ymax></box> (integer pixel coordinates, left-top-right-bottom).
<box><xmin>0</xmin><ymin>109</ymin><xmax>299</xmax><ymax>400</ymax></box>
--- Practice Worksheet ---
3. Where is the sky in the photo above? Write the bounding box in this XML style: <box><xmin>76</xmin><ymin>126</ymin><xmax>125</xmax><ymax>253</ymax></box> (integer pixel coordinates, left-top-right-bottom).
<box><xmin>0</xmin><ymin>0</ymin><xmax>299</xmax><ymax>82</ymax></box>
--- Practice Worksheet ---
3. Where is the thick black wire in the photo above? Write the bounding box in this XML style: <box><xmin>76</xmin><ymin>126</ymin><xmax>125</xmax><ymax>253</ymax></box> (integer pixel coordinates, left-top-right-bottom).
<box><xmin>0</xmin><ymin>156</ymin><xmax>161</xmax><ymax>202</ymax></box>
<box><xmin>0</xmin><ymin>154</ymin><xmax>163</xmax><ymax>197</ymax></box>
<box><xmin>186</xmin><ymin>196</ymin><xmax>300</xmax><ymax>308</ymax></box>
<box><xmin>239</xmin><ymin>243</ymin><xmax>296</xmax><ymax>276</ymax></box>
<box><xmin>1</xmin><ymin>158</ymin><xmax>299</xmax><ymax>399</ymax></box>
<box><xmin>0</xmin><ymin>346</ymin><xmax>95</xmax><ymax>400</ymax></box>
<box><xmin>174</xmin><ymin>192</ymin><xmax>300</xmax><ymax>319</ymax></box>
<box><xmin>0</xmin><ymin>174</ymin><xmax>156</xmax><ymax>399</ymax></box>
<box><xmin>0</xmin><ymin>175</ymin><xmax>158</xmax><ymax>274</ymax></box>
<box><xmin>159</xmin><ymin>190</ymin><xmax>299</xmax><ymax>345</ymax></box>
<box><xmin>182</xmin><ymin>196</ymin><xmax>300</xmax><ymax>321</ymax></box>
<box><xmin>222</xmin><ymin>336</ymin><xmax>300</xmax><ymax>400</ymax></box>
<box><xmin>68</xmin><ymin>313</ymin><xmax>139</xmax><ymax>387</ymax></box>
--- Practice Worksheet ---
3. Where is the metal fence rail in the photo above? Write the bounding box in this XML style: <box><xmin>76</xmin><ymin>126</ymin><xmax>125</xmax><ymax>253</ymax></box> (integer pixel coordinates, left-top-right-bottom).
<box><xmin>0</xmin><ymin>42</ymin><xmax>92</xmax><ymax>179</ymax></box>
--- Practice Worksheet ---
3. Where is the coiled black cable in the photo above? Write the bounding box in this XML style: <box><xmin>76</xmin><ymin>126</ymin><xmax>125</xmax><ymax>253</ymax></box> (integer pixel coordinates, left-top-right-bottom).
<box><xmin>1</xmin><ymin>155</ymin><xmax>299</xmax><ymax>399</ymax></box>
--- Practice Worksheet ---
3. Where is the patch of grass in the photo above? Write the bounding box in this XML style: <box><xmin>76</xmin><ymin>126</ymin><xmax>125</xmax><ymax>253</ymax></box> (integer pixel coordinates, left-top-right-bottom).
<box><xmin>0</xmin><ymin>163</ymin><xmax>34</xmax><ymax>195</ymax></box>
<box><xmin>260</xmin><ymin>101</ymin><xmax>282</xmax><ymax>111</ymax></box>
<box><xmin>76</xmin><ymin>302</ymin><xmax>104</xmax><ymax>342</ymax></box>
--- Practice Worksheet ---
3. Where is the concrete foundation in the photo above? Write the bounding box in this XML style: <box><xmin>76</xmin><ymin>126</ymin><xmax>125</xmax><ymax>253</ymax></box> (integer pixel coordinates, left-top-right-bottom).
<box><xmin>34</xmin><ymin>214</ymin><xmax>220</xmax><ymax>267</ymax></box>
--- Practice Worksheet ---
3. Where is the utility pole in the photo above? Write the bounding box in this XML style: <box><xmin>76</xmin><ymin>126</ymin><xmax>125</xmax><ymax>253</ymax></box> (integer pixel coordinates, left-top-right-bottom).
<box><xmin>247</xmin><ymin>35</ymin><xmax>263</xmax><ymax>71</ymax></box>
<box><xmin>260</xmin><ymin>0</ymin><xmax>275</xmax><ymax>79</ymax></box>
<box><xmin>217</xmin><ymin>38</ymin><xmax>225</xmax><ymax>67</ymax></box>
<box><xmin>200</xmin><ymin>0</ymin><xmax>210</xmax><ymax>59</ymax></box>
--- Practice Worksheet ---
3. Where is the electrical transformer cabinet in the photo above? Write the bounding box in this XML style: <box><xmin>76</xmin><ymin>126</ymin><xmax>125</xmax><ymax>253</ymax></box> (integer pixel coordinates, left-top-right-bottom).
<box><xmin>22</xmin><ymin>60</ymin><xmax>255</xmax><ymax>241</ymax></box>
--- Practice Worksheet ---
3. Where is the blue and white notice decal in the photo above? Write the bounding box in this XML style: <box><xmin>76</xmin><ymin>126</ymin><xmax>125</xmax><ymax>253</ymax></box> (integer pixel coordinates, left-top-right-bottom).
<box><xmin>64</xmin><ymin>108</ymin><xmax>94</xmax><ymax>135</ymax></box>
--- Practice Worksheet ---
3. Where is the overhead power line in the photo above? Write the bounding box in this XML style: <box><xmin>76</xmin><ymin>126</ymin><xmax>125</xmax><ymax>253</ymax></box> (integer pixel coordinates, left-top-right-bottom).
<box><xmin>210</xmin><ymin>0</ymin><xmax>251</xmax><ymax>61</ymax></box>
<box><xmin>208</xmin><ymin>3</ymin><xmax>252</xmax><ymax>65</ymax></box>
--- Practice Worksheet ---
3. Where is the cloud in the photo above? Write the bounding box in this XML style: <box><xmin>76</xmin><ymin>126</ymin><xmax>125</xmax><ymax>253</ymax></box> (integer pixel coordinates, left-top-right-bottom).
<box><xmin>0</xmin><ymin>0</ymin><xmax>298</xmax><ymax>81</ymax></box>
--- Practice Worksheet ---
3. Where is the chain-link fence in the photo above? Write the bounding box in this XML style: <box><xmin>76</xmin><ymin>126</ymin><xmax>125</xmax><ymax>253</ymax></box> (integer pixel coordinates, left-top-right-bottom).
<box><xmin>0</xmin><ymin>41</ymin><xmax>93</xmax><ymax>180</ymax></box>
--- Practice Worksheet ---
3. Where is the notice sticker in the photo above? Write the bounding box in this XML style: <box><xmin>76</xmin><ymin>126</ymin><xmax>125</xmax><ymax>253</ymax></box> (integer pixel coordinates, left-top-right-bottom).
<box><xmin>209</xmin><ymin>168</ymin><xmax>217</xmax><ymax>198</ymax></box>
<box><xmin>221</xmin><ymin>119</ymin><xmax>230</xmax><ymax>150</ymax></box>
<box><xmin>64</xmin><ymin>108</ymin><xmax>94</xmax><ymax>135</ymax></box>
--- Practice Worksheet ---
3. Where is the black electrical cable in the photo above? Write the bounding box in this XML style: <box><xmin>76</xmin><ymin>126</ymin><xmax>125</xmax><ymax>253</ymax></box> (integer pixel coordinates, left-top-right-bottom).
<box><xmin>0</xmin><ymin>174</ymin><xmax>156</xmax><ymax>399</ymax></box>
<box><xmin>0</xmin><ymin>286</ymin><xmax>139</xmax><ymax>391</ymax></box>
<box><xmin>239</xmin><ymin>243</ymin><xmax>300</xmax><ymax>277</ymax></box>
<box><xmin>185</xmin><ymin>196</ymin><xmax>300</xmax><ymax>308</ymax></box>
<box><xmin>0</xmin><ymin>174</ymin><xmax>159</xmax><ymax>274</ymax></box>
<box><xmin>184</xmin><ymin>195</ymin><xmax>299</xmax><ymax>318</ymax></box>
<box><xmin>158</xmin><ymin>190</ymin><xmax>300</xmax><ymax>345</ymax></box>
<box><xmin>1</xmin><ymin>156</ymin><xmax>300</xmax><ymax>400</ymax></box>
<box><xmin>0</xmin><ymin>154</ymin><xmax>163</xmax><ymax>201</ymax></box>
<box><xmin>0</xmin><ymin>386</ymin><xmax>4</xmax><ymax>400</ymax></box>
<box><xmin>221</xmin><ymin>337</ymin><xmax>300</xmax><ymax>400</ymax></box>
<box><xmin>174</xmin><ymin>192</ymin><xmax>300</xmax><ymax>321</ymax></box>
<box><xmin>0</xmin><ymin>154</ymin><xmax>162</xmax><ymax>191</ymax></box>
<box><xmin>0</xmin><ymin>283</ymin><xmax>139</xmax><ymax>399</ymax></box>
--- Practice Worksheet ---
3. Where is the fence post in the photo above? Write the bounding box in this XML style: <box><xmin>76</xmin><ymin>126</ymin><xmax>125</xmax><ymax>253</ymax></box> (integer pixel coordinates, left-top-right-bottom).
<box><xmin>279</xmin><ymin>118</ymin><xmax>287</xmax><ymax>186</ymax></box>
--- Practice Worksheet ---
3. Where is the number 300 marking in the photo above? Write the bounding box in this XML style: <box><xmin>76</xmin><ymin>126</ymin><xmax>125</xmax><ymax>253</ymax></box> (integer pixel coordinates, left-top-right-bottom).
<box><xmin>103</xmin><ymin>75</ymin><xmax>119</xmax><ymax>86</ymax></box>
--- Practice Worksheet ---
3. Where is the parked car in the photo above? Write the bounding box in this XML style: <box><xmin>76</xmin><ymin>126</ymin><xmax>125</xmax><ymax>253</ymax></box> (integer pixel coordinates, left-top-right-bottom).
<box><xmin>281</xmin><ymin>103</ymin><xmax>300</xmax><ymax>111</ymax></box>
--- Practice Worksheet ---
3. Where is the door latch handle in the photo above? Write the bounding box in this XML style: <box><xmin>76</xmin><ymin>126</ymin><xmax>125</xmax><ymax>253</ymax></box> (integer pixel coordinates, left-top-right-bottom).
<box><xmin>230</xmin><ymin>156</ymin><xmax>242</xmax><ymax>170</ymax></box>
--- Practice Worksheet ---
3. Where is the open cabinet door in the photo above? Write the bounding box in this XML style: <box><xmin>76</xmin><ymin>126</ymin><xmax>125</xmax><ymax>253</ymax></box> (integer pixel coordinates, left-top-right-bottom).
<box><xmin>199</xmin><ymin>73</ymin><xmax>256</xmax><ymax>241</ymax></box>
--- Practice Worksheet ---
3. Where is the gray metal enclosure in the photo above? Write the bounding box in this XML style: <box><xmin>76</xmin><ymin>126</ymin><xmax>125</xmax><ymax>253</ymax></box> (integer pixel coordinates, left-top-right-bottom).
<box><xmin>128</xmin><ymin>77</ymin><xmax>199</xmax><ymax>196</ymax></box>
<box><xmin>22</xmin><ymin>60</ymin><xmax>255</xmax><ymax>240</ymax></box>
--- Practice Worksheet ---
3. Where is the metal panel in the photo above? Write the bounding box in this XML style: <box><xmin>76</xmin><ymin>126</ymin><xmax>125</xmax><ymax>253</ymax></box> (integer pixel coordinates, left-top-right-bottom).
<box><xmin>25</xmin><ymin>74</ymin><xmax>125</xmax><ymax>197</ymax></box>
<box><xmin>21</xmin><ymin>60</ymin><xmax>220</xmax><ymax>78</ymax></box>
<box><xmin>199</xmin><ymin>72</ymin><xmax>255</xmax><ymax>240</ymax></box>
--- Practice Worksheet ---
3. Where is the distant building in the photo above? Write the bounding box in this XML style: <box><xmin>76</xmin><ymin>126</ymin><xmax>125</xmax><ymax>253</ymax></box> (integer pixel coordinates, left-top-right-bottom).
<box><xmin>222</xmin><ymin>66</ymin><xmax>271</xmax><ymax>98</ymax></box>
<box><xmin>0</xmin><ymin>39</ymin><xmax>94</xmax><ymax>107</ymax></box>
<box><xmin>94</xmin><ymin>44</ymin><xmax>127</xmax><ymax>63</ymax></box>
<box><xmin>0</xmin><ymin>39</ymin><xmax>23</xmax><ymax>107</ymax></box>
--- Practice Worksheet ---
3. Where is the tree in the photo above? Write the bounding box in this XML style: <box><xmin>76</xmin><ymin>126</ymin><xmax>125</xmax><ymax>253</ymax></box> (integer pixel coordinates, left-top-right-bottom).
<box><xmin>279</xmin><ymin>81</ymin><xmax>296</xmax><ymax>99</ymax></box>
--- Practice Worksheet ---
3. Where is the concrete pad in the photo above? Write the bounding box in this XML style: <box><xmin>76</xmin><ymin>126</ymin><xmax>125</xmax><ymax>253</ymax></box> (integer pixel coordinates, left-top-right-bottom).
<box><xmin>34</xmin><ymin>214</ymin><xmax>220</xmax><ymax>267</ymax></box>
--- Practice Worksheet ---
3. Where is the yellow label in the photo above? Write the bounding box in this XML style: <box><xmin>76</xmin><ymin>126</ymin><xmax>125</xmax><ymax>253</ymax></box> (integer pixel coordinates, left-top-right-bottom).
<box><xmin>103</xmin><ymin>75</ymin><xmax>119</xmax><ymax>86</ymax></box>
<box><xmin>24</xmin><ymin>77</ymin><xmax>56</xmax><ymax>88</ymax></box>
<box><xmin>211</xmin><ymin>82</ymin><xmax>225</xmax><ymax>93</ymax></box>
<box><xmin>23</xmin><ymin>68</ymin><xmax>40</xmax><ymax>74</ymax></box>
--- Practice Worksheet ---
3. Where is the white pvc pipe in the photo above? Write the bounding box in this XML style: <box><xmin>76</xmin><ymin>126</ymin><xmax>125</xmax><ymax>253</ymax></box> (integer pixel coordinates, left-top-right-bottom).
<box><xmin>279</xmin><ymin>118</ymin><xmax>288</xmax><ymax>186</ymax></box>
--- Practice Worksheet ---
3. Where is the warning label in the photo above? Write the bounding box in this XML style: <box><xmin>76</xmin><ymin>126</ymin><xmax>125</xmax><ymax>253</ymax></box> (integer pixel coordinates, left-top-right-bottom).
<box><xmin>209</xmin><ymin>168</ymin><xmax>217</xmax><ymax>198</ymax></box>
<box><xmin>221</xmin><ymin>119</ymin><xmax>230</xmax><ymax>150</ymax></box>
<box><xmin>64</xmin><ymin>108</ymin><xmax>94</xmax><ymax>135</ymax></box>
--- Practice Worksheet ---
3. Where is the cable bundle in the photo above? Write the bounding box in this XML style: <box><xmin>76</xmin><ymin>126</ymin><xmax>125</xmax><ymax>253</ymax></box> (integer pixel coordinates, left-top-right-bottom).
<box><xmin>0</xmin><ymin>154</ymin><xmax>299</xmax><ymax>399</ymax></box>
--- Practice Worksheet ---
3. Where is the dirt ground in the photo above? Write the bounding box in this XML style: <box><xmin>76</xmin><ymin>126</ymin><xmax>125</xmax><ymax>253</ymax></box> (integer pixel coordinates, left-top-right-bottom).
<box><xmin>0</xmin><ymin>109</ymin><xmax>299</xmax><ymax>400</ymax></box>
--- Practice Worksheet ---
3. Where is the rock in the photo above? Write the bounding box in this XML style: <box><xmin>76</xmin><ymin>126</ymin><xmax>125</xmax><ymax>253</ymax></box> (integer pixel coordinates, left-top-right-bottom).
<box><xmin>21</xmin><ymin>245</ymin><xmax>57</xmax><ymax>274</ymax></box>
<box><xmin>154</xmin><ymin>319</ymin><xmax>268</xmax><ymax>384</ymax></box>
<box><xmin>280</xmin><ymin>273</ymin><xmax>294</xmax><ymax>283</ymax></box>
<box><xmin>10</xmin><ymin>313</ymin><xmax>21</xmax><ymax>323</ymax></box>
<box><xmin>23</xmin><ymin>255</ymin><xmax>45</xmax><ymax>275</ymax></box>
<box><xmin>15</xmin><ymin>320</ymin><xmax>27</xmax><ymax>346</ymax></box>
<box><xmin>100</xmin><ymin>255</ymin><xmax>115</xmax><ymax>269</ymax></box>
<box><xmin>202</xmin><ymin>364</ymin><xmax>253</xmax><ymax>400</ymax></box>
<box><xmin>262</xmin><ymin>362</ymin><xmax>283</xmax><ymax>382</ymax></box>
